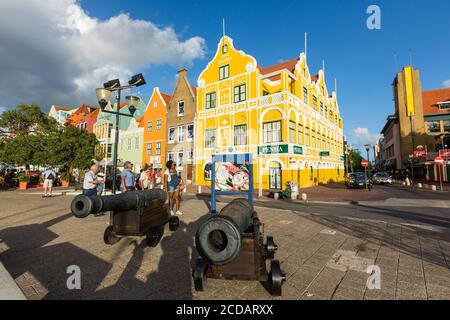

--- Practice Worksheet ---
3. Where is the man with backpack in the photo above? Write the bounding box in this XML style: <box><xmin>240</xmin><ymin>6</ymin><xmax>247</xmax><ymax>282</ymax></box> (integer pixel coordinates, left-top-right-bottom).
<box><xmin>43</xmin><ymin>166</ymin><xmax>56</xmax><ymax>198</ymax></box>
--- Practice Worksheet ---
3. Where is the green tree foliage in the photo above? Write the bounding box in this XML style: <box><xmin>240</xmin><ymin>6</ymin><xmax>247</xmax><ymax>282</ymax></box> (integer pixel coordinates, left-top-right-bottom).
<box><xmin>0</xmin><ymin>104</ymin><xmax>98</xmax><ymax>169</ymax></box>
<box><xmin>348</xmin><ymin>148</ymin><xmax>364</xmax><ymax>171</ymax></box>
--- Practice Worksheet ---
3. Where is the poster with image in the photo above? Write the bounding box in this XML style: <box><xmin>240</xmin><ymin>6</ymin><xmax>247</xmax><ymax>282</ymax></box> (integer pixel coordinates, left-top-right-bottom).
<box><xmin>214</xmin><ymin>161</ymin><xmax>250</xmax><ymax>191</ymax></box>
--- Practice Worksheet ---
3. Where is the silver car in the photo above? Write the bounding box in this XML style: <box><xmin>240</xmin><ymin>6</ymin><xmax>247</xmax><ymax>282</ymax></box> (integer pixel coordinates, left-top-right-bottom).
<box><xmin>372</xmin><ymin>172</ymin><xmax>393</xmax><ymax>185</ymax></box>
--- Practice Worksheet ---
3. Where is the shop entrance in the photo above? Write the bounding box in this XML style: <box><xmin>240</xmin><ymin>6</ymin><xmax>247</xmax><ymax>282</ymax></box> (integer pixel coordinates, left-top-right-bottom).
<box><xmin>269</xmin><ymin>162</ymin><xmax>282</xmax><ymax>190</ymax></box>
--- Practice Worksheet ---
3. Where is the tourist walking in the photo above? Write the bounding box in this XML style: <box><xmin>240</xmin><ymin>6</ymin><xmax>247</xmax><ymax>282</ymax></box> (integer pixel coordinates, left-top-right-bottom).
<box><xmin>42</xmin><ymin>166</ymin><xmax>56</xmax><ymax>198</ymax></box>
<box><xmin>139</xmin><ymin>164</ymin><xmax>151</xmax><ymax>190</ymax></box>
<box><xmin>164</xmin><ymin>160</ymin><xmax>182</xmax><ymax>216</ymax></box>
<box><xmin>121</xmin><ymin>161</ymin><xmax>135</xmax><ymax>193</ymax></box>
<box><xmin>83</xmin><ymin>164</ymin><xmax>103</xmax><ymax>197</ymax></box>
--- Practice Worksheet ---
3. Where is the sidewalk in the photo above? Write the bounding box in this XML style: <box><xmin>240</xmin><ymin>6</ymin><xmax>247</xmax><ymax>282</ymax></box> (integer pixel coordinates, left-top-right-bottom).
<box><xmin>1</xmin><ymin>193</ymin><xmax>449</xmax><ymax>300</ymax></box>
<box><xmin>187</xmin><ymin>183</ymin><xmax>391</xmax><ymax>203</ymax></box>
<box><xmin>0</xmin><ymin>261</ymin><xmax>26</xmax><ymax>300</ymax></box>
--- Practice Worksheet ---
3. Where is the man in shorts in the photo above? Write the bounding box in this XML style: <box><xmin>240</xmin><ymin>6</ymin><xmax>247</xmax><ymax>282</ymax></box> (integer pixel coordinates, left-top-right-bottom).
<box><xmin>43</xmin><ymin>166</ymin><xmax>56</xmax><ymax>198</ymax></box>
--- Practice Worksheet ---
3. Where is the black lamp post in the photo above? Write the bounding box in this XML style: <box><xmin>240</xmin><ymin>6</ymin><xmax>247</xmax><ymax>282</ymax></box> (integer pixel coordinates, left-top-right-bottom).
<box><xmin>96</xmin><ymin>74</ymin><xmax>146</xmax><ymax>194</ymax></box>
<box><xmin>365</xmin><ymin>144</ymin><xmax>371</xmax><ymax>190</ymax></box>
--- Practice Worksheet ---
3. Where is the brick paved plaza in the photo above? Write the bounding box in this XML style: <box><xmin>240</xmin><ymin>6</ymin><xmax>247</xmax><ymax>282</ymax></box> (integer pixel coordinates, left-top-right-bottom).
<box><xmin>1</xmin><ymin>190</ymin><xmax>450</xmax><ymax>300</ymax></box>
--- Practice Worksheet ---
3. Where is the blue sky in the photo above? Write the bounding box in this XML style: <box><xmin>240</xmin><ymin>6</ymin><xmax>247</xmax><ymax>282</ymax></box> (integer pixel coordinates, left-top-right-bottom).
<box><xmin>80</xmin><ymin>0</ymin><xmax>450</xmax><ymax>150</ymax></box>
<box><xmin>1</xmin><ymin>0</ymin><xmax>450</xmax><ymax>152</ymax></box>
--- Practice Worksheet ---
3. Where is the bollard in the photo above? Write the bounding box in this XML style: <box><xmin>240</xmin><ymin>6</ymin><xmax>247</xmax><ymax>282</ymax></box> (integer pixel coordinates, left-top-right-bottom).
<box><xmin>291</xmin><ymin>192</ymin><xmax>298</xmax><ymax>200</ymax></box>
<box><xmin>431</xmin><ymin>185</ymin><xmax>437</xmax><ymax>191</ymax></box>
<box><xmin>424</xmin><ymin>184</ymin><xmax>429</xmax><ymax>189</ymax></box>
<box><xmin>301</xmin><ymin>193</ymin><xmax>308</xmax><ymax>201</ymax></box>
<box><xmin>274</xmin><ymin>192</ymin><xmax>279</xmax><ymax>200</ymax></box>
<box><xmin>197</xmin><ymin>185</ymin><xmax>202</xmax><ymax>194</ymax></box>
<box><xmin>418</xmin><ymin>183</ymin><xmax>423</xmax><ymax>188</ymax></box>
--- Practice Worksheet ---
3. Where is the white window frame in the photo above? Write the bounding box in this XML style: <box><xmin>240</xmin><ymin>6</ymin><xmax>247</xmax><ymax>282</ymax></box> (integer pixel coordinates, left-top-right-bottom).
<box><xmin>187</xmin><ymin>149</ymin><xmax>193</xmax><ymax>162</ymax></box>
<box><xmin>156</xmin><ymin>142</ymin><xmax>161</xmax><ymax>155</ymax></box>
<box><xmin>177</xmin><ymin>101</ymin><xmax>185</xmax><ymax>116</ymax></box>
<box><xmin>187</xmin><ymin>123</ymin><xmax>194</xmax><ymax>142</ymax></box>
<box><xmin>168</xmin><ymin>127</ymin><xmax>175</xmax><ymax>144</ymax></box>
<box><xmin>156</xmin><ymin>119</ymin><xmax>162</xmax><ymax>131</ymax></box>
<box><xmin>219</xmin><ymin>65</ymin><xmax>229</xmax><ymax>80</ymax></box>
<box><xmin>234</xmin><ymin>125</ymin><xmax>247</xmax><ymax>146</ymax></box>
<box><xmin>178</xmin><ymin>125</ymin><xmax>185</xmax><ymax>143</ymax></box>
<box><xmin>177</xmin><ymin>152</ymin><xmax>184</xmax><ymax>167</ymax></box>
<box><xmin>206</xmin><ymin>92</ymin><xmax>216</xmax><ymax>109</ymax></box>
<box><xmin>263</xmin><ymin>121</ymin><xmax>282</xmax><ymax>144</ymax></box>
<box><xmin>146</xmin><ymin>143</ymin><xmax>152</xmax><ymax>156</ymax></box>
<box><xmin>205</xmin><ymin>129</ymin><xmax>216</xmax><ymax>149</ymax></box>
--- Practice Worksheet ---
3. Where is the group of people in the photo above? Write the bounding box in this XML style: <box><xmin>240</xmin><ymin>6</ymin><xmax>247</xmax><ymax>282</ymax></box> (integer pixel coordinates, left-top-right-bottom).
<box><xmin>81</xmin><ymin>160</ymin><xmax>184</xmax><ymax>217</ymax></box>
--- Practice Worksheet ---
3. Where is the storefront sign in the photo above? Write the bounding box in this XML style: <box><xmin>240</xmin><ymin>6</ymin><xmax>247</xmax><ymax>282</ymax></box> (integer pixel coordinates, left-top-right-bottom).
<box><xmin>258</xmin><ymin>144</ymin><xmax>289</xmax><ymax>155</ymax></box>
<box><xmin>320</xmin><ymin>151</ymin><xmax>330</xmax><ymax>157</ymax></box>
<box><xmin>258</xmin><ymin>144</ymin><xmax>303</xmax><ymax>155</ymax></box>
<box><xmin>293</xmin><ymin>146</ymin><xmax>303</xmax><ymax>155</ymax></box>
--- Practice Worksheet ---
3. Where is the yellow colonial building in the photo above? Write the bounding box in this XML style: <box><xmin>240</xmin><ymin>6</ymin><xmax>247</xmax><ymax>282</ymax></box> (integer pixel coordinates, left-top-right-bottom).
<box><xmin>194</xmin><ymin>36</ymin><xmax>345</xmax><ymax>192</ymax></box>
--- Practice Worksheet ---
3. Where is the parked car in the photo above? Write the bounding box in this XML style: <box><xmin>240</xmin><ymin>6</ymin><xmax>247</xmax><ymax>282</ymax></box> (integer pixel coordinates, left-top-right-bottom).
<box><xmin>346</xmin><ymin>172</ymin><xmax>372</xmax><ymax>189</ymax></box>
<box><xmin>372</xmin><ymin>172</ymin><xmax>393</xmax><ymax>185</ymax></box>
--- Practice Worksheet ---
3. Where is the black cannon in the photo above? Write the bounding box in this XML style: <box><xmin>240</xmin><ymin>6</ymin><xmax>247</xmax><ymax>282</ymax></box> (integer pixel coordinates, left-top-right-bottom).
<box><xmin>70</xmin><ymin>189</ymin><xmax>179</xmax><ymax>247</ymax></box>
<box><xmin>193</xmin><ymin>198</ymin><xmax>286</xmax><ymax>296</ymax></box>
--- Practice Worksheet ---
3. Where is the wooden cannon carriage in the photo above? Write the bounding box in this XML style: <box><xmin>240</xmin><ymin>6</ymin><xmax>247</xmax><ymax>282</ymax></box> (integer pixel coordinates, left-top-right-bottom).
<box><xmin>70</xmin><ymin>189</ymin><xmax>179</xmax><ymax>247</ymax></box>
<box><xmin>193</xmin><ymin>198</ymin><xmax>286</xmax><ymax>296</ymax></box>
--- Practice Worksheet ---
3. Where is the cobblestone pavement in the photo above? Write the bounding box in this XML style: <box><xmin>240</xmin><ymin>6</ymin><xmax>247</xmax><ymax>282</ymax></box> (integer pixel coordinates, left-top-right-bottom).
<box><xmin>1</xmin><ymin>191</ymin><xmax>450</xmax><ymax>300</ymax></box>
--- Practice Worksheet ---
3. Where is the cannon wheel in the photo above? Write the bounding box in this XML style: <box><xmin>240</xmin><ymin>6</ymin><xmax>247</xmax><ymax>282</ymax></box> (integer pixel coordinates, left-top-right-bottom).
<box><xmin>145</xmin><ymin>226</ymin><xmax>164</xmax><ymax>247</ymax></box>
<box><xmin>265</xmin><ymin>236</ymin><xmax>278</xmax><ymax>260</ymax></box>
<box><xmin>193</xmin><ymin>257</ymin><xmax>208</xmax><ymax>292</ymax></box>
<box><xmin>169</xmin><ymin>216</ymin><xmax>180</xmax><ymax>232</ymax></box>
<box><xmin>269</xmin><ymin>260</ymin><xmax>285</xmax><ymax>297</ymax></box>
<box><xmin>103</xmin><ymin>226</ymin><xmax>121</xmax><ymax>245</ymax></box>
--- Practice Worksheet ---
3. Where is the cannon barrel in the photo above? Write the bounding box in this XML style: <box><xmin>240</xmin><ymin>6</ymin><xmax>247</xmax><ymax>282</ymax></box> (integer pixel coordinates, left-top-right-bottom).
<box><xmin>71</xmin><ymin>189</ymin><xmax>167</xmax><ymax>218</ymax></box>
<box><xmin>195</xmin><ymin>199</ymin><xmax>254</xmax><ymax>266</ymax></box>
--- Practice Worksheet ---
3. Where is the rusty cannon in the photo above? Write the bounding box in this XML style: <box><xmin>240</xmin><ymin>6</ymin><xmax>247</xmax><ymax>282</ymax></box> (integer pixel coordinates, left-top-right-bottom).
<box><xmin>70</xmin><ymin>189</ymin><xmax>179</xmax><ymax>247</ymax></box>
<box><xmin>193</xmin><ymin>198</ymin><xmax>286</xmax><ymax>296</ymax></box>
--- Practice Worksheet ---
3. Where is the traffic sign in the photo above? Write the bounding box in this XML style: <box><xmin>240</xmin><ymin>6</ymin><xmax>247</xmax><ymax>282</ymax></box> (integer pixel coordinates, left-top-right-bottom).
<box><xmin>435</xmin><ymin>157</ymin><xmax>445</xmax><ymax>166</ymax></box>
<box><xmin>361</xmin><ymin>160</ymin><xmax>369</xmax><ymax>167</ymax></box>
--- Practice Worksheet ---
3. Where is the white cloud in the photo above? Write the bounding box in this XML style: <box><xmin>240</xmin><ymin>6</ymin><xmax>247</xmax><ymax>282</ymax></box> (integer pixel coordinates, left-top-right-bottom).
<box><xmin>349</xmin><ymin>127</ymin><xmax>382</xmax><ymax>151</ymax></box>
<box><xmin>443</xmin><ymin>80</ymin><xmax>450</xmax><ymax>88</ymax></box>
<box><xmin>0</xmin><ymin>0</ymin><xmax>206</xmax><ymax>110</ymax></box>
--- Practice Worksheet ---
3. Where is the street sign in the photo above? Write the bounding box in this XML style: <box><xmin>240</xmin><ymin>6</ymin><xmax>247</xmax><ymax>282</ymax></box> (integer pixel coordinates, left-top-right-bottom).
<box><xmin>413</xmin><ymin>150</ymin><xmax>427</xmax><ymax>158</ymax></box>
<box><xmin>361</xmin><ymin>160</ymin><xmax>369</xmax><ymax>167</ymax></box>
<box><xmin>439</xmin><ymin>149</ymin><xmax>450</xmax><ymax>158</ymax></box>
<box><xmin>435</xmin><ymin>157</ymin><xmax>445</xmax><ymax>166</ymax></box>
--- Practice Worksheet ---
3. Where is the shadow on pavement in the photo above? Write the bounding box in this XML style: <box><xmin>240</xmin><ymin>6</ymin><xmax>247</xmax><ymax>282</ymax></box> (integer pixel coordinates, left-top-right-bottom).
<box><xmin>0</xmin><ymin>210</ymin><xmax>210</xmax><ymax>300</ymax></box>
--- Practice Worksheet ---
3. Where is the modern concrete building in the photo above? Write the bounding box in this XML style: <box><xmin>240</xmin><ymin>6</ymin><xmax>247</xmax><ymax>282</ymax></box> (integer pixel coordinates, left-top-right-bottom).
<box><xmin>377</xmin><ymin>66</ymin><xmax>450</xmax><ymax>181</ymax></box>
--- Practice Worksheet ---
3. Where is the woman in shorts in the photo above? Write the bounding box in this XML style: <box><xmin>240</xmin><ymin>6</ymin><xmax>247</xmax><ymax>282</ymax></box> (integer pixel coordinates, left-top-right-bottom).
<box><xmin>164</xmin><ymin>160</ymin><xmax>182</xmax><ymax>216</ymax></box>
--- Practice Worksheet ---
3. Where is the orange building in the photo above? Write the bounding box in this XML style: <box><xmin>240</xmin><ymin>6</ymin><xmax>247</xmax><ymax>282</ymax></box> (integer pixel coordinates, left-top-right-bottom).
<box><xmin>141</xmin><ymin>87</ymin><xmax>172</xmax><ymax>174</ymax></box>
<box><xmin>64</xmin><ymin>104</ymin><xmax>98</xmax><ymax>133</ymax></box>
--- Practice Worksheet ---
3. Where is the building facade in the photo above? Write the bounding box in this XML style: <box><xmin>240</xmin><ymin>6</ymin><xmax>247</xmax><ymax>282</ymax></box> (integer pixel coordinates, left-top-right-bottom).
<box><xmin>422</xmin><ymin>88</ymin><xmax>450</xmax><ymax>181</ymax></box>
<box><xmin>194</xmin><ymin>36</ymin><xmax>345</xmax><ymax>192</ymax></box>
<box><xmin>117</xmin><ymin>117</ymin><xmax>144</xmax><ymax>173</ymax></box>
<box><xmin>64</xmin><ymin>104</ymin><xmax>98</xmax><ymax>133</ymax></box>
<box><xmin>141</xmin><ymin>87</ymin><xmax>171</xmax><ymax>174</ymax></box>
<box><xmin>48</xmin><ymin>105</ymin><xmax>76</xmax><ymax>125</ymax></box>
<box><xmin>377</xmin><ymin>66</ymin><xmax>450</xmax><ymax>181</ymax></box>
<box><xmin>167</xmin><ymin>68</ymin><xmax>197</xmax><ymax>184</ymax></box>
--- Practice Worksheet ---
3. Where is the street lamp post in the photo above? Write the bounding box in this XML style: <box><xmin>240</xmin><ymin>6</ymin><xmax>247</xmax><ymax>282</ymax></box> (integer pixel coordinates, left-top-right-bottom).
<box><xmin>96</xmin><ymin>74</ymin><xmax>146</xmax><ymax>195</ymax></box>
<box><xmin>365</xmin><ymin>144</ymin><xmax>371</xmax><ymax>190</ymax></box>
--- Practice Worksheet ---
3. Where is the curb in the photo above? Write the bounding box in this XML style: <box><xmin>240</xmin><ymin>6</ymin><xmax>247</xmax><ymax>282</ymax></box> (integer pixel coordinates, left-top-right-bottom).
<box><xmin>0</xmin><ymin>261</ymin><xmax>26</xmax><ymax>300</ymax></box>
